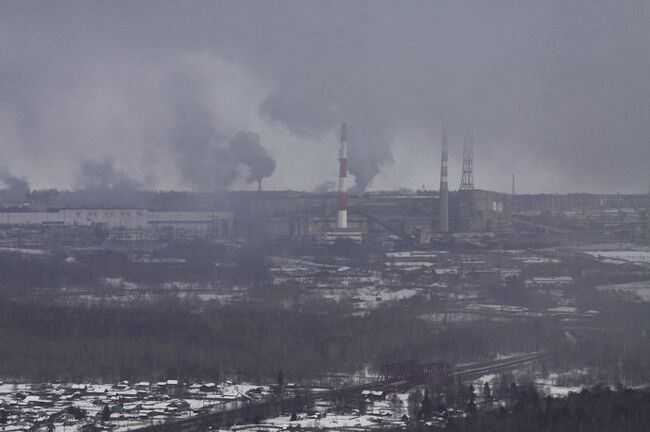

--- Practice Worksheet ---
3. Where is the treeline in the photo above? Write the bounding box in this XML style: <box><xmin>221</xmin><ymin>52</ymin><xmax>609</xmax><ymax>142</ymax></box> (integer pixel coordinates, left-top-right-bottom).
<box><xmin>0</xmin><ymin>296</ymin><xmax>557</xmax><ymax>382</ymax></box>
<box><xmin>443</xmin><ymin>386</ymin><xmax>650</xmax><ymax>432</ymax></box>
<box><xmin>549</xmin><ymin>332</ymin><xmax>650</xmax><ymax>385</ymax></box>
<box><xmin>0</xmin><ymin>241</ymin><xmax>269</xmax><ymax>288</ymax></box>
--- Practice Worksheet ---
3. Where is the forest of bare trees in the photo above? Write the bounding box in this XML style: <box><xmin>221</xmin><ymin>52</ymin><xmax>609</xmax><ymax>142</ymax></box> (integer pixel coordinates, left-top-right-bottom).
<box><xmin>0</xmin><ymin>294</ymin><xmax>560</xmax><ymax>383</ymax></box>
<box><xmin>441</xmin><ymin>385</ymin><xmax>650</xmax><ymax>432</ymax></box>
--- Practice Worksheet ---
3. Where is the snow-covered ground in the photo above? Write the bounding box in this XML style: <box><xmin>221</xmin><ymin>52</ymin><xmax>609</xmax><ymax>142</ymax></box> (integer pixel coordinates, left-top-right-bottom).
<box><xmin>536</xmin><ymin>378</ymin><xmax>582</xmax><ymax>397</ymax></box>
<box><xmin>0</xmin><ymin>380</ymin><xmax>270</xmax><ymax>432</ymax></box>
<box><xmin>319</xmin><ymin>286</ymin><xmax>422</xmax><ymax>310</ymax></box>
<box><xmin>101</xmin><ymin>277</ymin><xmax>140</xmax><ymax>290</ymax></box>
<box><xmin>598</xmin><ymin>281</ymin><xmax>650</xmax><ymax>302</ymax></box>
<box><xmin>520</xmin><ymin>257</ymin><xmax>561</xmax><ymax>264</ymax></box>
<box><xmin>263</xmin><ymin>413</ymin><xmax>392</xmax><ymax>429</ymax></box>
<box><xmin>536</xmin><ymin>370</ymin><xmax>593</xmax><ymax>397</ymax></box>
<box><xmin>584</xmin><ymin>250</ymin><xmax>650</xmax><ymax>265</ymax></box>
<box><xmin>464</xmin><ymin>304</ymin><xmax>544</xmax><ymax>318</ymax></box>
<box><xmin>0</xmin><ymin>247</ymin><xmax>47</xmax><ymax>255</ymax></box>
<box><xmin>259</xmin><ymin>391</ymin><xmax>410</xmax><ymax>430</ymax></box>
<box><xmin>546</xmin><ymin>306</ymin><xmax>598</xmax><ymax>317</ymax></box>
<box><xmin>418</xmin><ymin>312</ymin><xmax>483</xmax><ymax>322</ymax></box>
<box><xmin>354</xmin><ymin>287</ymin><xmax>422</xmax><ymax>309</ymax></box>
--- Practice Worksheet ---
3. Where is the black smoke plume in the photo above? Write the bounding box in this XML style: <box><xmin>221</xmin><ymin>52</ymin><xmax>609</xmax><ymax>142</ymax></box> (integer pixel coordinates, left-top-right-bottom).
<box><xmin>227</xmin><ymin>131</ymin><xmax>276</xmax><ymax>191</ymax></box>
<box><xmin>260</xmin><ymin>88</ymin><xmax>394</xmax><ymax>193</ymax></box>
<box><xmin>0</xmin><ymin>168</ymin><xmax>30</xmax><ymax>205</ymax></box>
<box><xmin>168</xmin><ymin>76</ymin><xmax>238</xmax><ymax>192</ymax></box>
<box><xmin>64</xmin><ymin>158</ymin><xmax>144</xmax><ymax>207</ymax></box>
<box><xmin>312</xmin><ymin>180</ymin><xmax>337</xmax><ymax>194</ymax></box>
<box><xmin>75</xmin><ymin>159</ymin><xmax>141</xmax><ymax>190</ymax></box>
<box><xmin>168</xmin><ymin>74</ymin><xmax>275</xmax><ymax>191</ymax></box>
<box><xmin>346</xmin><ymin>132</ymin><xmax>393</xmax><ymax>194</ymax></box>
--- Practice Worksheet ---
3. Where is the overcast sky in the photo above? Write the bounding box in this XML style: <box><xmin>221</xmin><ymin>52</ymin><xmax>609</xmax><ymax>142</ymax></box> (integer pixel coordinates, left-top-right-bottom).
<box><xmin>0</xmin><ymin>0</ymin><xmax>648</xmax><ymax>194</ymax></box>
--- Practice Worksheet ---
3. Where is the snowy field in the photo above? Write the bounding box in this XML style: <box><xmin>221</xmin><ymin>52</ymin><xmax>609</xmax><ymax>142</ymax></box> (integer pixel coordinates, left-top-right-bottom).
<box><xmin>60</xmin><ymin>281</ymin><xmax>250</xmax><ymax>305</ymax></box>
<box><xmin>536</xmin><ymin>378</ymin><xmax>582</xmax><ymax>397</ymax></box>
<box><xmin>598</xmin><ymin>281</ymin><xmax>650</xmax><ymax>302</ymax></box>
<box><xmin>584</xmin><ymin>250</ymin><xmax>650</xmax><ymax>265</ymax></box>
<box><xmin>472</xmin><ymin>368</ymin><xmax>588</xmax><ymax>401</ymax></box>
<box><xmin>263</xmin><ymin>413</ymin><xmax>397</xmax><ymax>430</ymax></box>
<box><xmin>418</xmin><ymin>312</ymin><xmax>483</xmax><ymax>322</ymax></box>
<box><xmin>319</xmin><ymin>286</ymin><xmax>422</xmax><ymax>310</ymax></box>
<box><xmin>256</xmin><ymin>391</ymin><xmax>410</xmax><ymax>430</ymax></box>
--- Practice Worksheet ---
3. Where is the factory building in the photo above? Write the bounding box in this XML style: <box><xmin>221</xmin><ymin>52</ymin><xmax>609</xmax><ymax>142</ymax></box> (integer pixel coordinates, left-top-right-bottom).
<box><xmin>229</xmin><ymin>191</ymin><xmax>435</xmax><ymax>244</ymax></box>
<box><xmin>0</xmin><ymin>189</ymin><xmax>510</xmax><ymax>245</ymax></box>
<box><xmin>509</xmin><ymin>193</ymin><xmax>649</xmax><ymax>215</ymax></box>
<box><xmin>452</xmin><ymin>190</ymin><xmax>508</xmax><ymax>232</ymax></box>
<box><xmin>0</xmin><ymin>209</ymin><xmax>234</xmax><ymax>241</ymax></box>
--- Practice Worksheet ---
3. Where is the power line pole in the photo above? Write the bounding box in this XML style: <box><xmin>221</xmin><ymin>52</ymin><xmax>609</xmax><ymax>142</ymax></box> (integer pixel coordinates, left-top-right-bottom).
<box><xmin>460</xmin><ymin>133</ymin><xmax>474</xmax><ymax>191</ymax></box>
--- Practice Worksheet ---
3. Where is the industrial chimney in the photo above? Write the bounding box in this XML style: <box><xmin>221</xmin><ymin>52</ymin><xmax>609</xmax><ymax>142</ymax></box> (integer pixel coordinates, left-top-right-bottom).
<box><xmin>439</xmin><ymin>125</ymin><xmax>449</xmax><ymax>233</ymax></box>
<box><xmin>337</xmin><ymin>122</ymin><xmax>348</xmax><ymax>229</ymax></box>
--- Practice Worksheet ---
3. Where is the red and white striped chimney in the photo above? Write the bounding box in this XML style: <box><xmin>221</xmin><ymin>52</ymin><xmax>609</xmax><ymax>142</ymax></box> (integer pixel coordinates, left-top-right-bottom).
<box><xmin>337</xmin><ymin>122</ymin><xmax>348</xmax><ymax>229</ymax></box>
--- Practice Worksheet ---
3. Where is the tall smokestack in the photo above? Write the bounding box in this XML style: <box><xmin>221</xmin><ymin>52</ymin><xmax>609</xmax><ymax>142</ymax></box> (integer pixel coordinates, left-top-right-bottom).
<box><xmin>337</xmin><ymin>122</ymin><xmax>348</xmax><ymax>229</ymax></box>
<box><xmin>439</xmin><ymin>125</ymin><xmax>449</xmax><ymax>233</ymax></box>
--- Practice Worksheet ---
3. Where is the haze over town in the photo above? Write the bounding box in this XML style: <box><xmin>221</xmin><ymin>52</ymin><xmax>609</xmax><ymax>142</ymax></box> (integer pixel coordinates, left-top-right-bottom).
<box><xmin>1</xmin><ymin>2</ymin><xmax>650</xmax><ymax>432</ymax></box>
<box><xmin>1</xmin><ymin>0</ymin><xmax>649</xmax><ymax>194</ymax></box>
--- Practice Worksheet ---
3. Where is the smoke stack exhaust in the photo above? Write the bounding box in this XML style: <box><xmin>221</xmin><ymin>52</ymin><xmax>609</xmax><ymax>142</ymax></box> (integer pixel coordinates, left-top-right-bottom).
<box><xmin>439</xmin><ymin>125</ymin><xmax>449</xmax><ymax>233</ymax></box>
<box><xmin>337</xmin><ymin>122</ymin><xmax>348</xmax><ymax>229</ymax></box>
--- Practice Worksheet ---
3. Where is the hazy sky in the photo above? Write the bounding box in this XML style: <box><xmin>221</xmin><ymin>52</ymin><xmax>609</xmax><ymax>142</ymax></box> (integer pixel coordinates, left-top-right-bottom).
<box><xmin>0</xmin><ymin>0</ymin><xmax>648</xmax><ymax>194</ymax></box>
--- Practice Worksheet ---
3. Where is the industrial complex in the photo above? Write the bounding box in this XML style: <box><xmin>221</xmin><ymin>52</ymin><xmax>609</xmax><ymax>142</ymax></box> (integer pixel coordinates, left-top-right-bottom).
<box><xmin>0</xmin><ymin>125</ymin><xmax>649</xmax><ymax>431</ymax></box>
<box><xmin>0</xmin><ymin>123</ymin><xmax>647</xmax><ymax>250</ymax></box>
